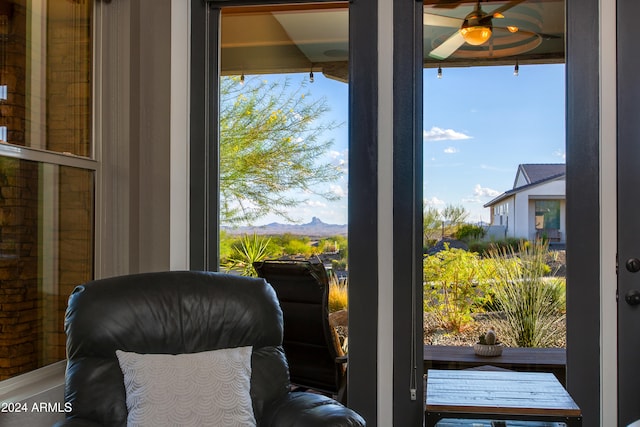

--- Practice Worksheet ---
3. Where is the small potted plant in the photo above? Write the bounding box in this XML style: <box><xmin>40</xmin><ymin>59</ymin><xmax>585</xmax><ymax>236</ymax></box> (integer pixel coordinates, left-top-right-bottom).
<box><xmin>474</xmin><ymin>328</ymin><xmax>503</xmax><ymax>357</ymax></box>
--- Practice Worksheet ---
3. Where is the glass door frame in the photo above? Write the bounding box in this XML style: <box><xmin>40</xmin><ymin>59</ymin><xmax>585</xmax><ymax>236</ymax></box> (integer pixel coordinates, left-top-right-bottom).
<box><xmin>188</xmin><ymin>0</ymin><xmax>603</xmax><ymax>425</ymax></box>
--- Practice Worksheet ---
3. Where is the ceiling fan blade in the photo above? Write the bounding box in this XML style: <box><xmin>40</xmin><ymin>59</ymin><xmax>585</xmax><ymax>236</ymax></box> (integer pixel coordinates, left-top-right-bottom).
<box><xmin>537</xmin><ymin>32</ymin><xmax>562</xmax><ymax>40</ymax></box>
<box><xmin>428</xmin><ymin>31</ymin><xmax>466</xmax><ymax>60</ymax></box>
<box><xmin>424</xmin><ymin>13</ymin><xmax>463</xmax><ymax>28</ymax></box>
<box><xmin>489</xmin><ymin>0</ymin><xmax>525</xmax><ymax>18</ymax></box>
<box><xmin>431</xmin><ymin>0</ymin><xmax>463</xmax><ymax>9</ymax></box>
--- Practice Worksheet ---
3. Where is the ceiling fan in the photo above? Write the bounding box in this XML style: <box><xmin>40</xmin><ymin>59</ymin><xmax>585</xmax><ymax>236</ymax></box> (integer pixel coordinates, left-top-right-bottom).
<box><xmin>426</xmin><ymin>0</ymin><xmax>526</xmax><ymax>60</ymax></box>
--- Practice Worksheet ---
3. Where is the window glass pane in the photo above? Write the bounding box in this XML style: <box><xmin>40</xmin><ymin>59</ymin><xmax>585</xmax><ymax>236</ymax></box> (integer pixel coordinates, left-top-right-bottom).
<box><xmin>535</xmin><ymin>199</ymin><xmax>560</xmax><ymax>230</ymax></box>
<box><xmin>0</xmin><ymin>156</ymin><xmax>93</xmax><ymax>380</ymax></box>
<box><xmin>0</xmin><ymin>0</ymin><xmax>92</xmax><ymax>156</ymax></box>
<box><xmin>219</xmin><ymin>4</ymin><xmax>348</xmax><ymax>274</ymax></box>
<box><xmin>218</xmin><ymin>4</ymin><xmax>349</xmax><ymax>356</ymax></box>
<box><xmin>422</xmin><ymin>0</ymin><xmax>567</xmax><ymax>352</ymax></box>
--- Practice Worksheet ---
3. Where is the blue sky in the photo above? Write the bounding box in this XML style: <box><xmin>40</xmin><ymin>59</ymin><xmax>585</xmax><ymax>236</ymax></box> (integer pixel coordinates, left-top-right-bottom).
<box><xmin>242</xmin><ymin>63</ymin><xmax>565</xmax><ymax>226</ymax></box>
<box><xmin>423</xmin><ymin>63</ymin><xmax>565</xmax><ymax>223</ymax></box>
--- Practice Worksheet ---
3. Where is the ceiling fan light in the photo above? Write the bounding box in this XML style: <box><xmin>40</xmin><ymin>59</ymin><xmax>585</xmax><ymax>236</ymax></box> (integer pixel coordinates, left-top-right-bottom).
<box><xmin>460</xmin><ymin>26</ymin><xmax>492</xmax><ymax>45</ymax></box>
<box><xmin>507</xmin><ymin>25</ymin><xmax>519</xmax><ymax>33</ymax></box>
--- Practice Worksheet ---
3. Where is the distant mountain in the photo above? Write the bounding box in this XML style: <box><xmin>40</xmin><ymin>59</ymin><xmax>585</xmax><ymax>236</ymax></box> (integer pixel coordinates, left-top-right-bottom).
<box><xmin>222</xmin><ymin>217</ymin><xmax>347</xmax><ymax>237</ymax></box>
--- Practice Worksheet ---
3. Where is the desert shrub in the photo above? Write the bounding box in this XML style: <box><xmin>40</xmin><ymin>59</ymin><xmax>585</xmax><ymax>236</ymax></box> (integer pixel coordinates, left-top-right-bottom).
<box><xmin>283</xmin><ymin>238</ymin><xmax>315</xmax><ymax>257</ymax></box>
<box><xmin>423</xmin><ymin>245</ymin><xmax>490</xmax><ymax>332</ymax></box>
<box><xmin>219</xmin><ymin>231</ymin><xmax>235</xmax><ymax>262</ymax></box>
<box><xmin>454</xmin><ymin>224</ymin><xmax>486</xmax><ymax>242</ymax></box>
<box><xmin>331</xmin><ymin>259</ymin><xmax>348</xmax><ymax>271</ymax></box>
<box><xmin>468</xmin><ymin>237</ymin><xmax>523</xmax><ymax>256</ymax></box>
<box><xmin>328</xmin><ymin>273</ymin><xmax>348</xmax><ymax>312</ymax></box>
<box><xmin>484</xmin><ymin>239</ymin><xmax>565</xmax><ymax>347</ymax></box>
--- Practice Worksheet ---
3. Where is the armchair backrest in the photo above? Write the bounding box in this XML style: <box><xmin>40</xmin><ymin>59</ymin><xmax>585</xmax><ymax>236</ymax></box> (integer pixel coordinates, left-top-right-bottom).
<box><xmin>253</xmin><ymin>260</ymin><xmax>345</xmax><ymax>397</ymax></box>
<box><xmin>63</xmin><ymin>271</ymin><xmax>289</xmax><ymax>426</ymax></box>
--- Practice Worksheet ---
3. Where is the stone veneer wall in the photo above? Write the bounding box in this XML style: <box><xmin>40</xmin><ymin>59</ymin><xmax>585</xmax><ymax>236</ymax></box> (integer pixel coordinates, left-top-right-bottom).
<box><xmin>0</xmin><ymin>0</ymin><xmax>93</xmax><ymax>381</ymax></box>
<box><xmin>0</xmin><ymin>158</ymin><xmax>39</xmax><ymax>380</ymax></box>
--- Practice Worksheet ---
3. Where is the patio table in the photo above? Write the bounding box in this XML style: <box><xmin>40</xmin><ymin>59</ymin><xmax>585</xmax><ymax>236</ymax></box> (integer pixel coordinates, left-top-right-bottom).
<box><xmin>425</xmin><ymin>369</ymin><xmax>582</xmax><ymax>427</ymax></box>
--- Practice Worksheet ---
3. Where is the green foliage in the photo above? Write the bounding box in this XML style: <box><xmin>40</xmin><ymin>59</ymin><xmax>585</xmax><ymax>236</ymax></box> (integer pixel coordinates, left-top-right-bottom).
<box><xmin>319</xmin><ymin>235</ymin><xmax>347</xmax><ymax>254</ymax></box>
<box><xmin>423</xmin><ymin>204</ymin><xmax>471</xmax><ymax>243</ymax></box>
<box><xmin>442</xmin><ymin>204</ymin><xmax>469</xmax><ymax>227</ymax></box>
<box><xmin>283</xmin><ymin>239</ymin><xmax>315</xmax><ymax>257</ymax></box>
<box><xmin>454</xmin><ymin>224</ymin><xmax>486</xmax><ymax>242</ymax></box>
<box><xmin>331</xmin><ymin>258</ymin><xmax>348</xmax><ymax>271</ymax></box>
<box><xmin>223</xmin><ymin>234</ymin><xmax>277</xmax><ymax>277</ymax></box>
<box><xmin>483</xmin><ymin>239</ymin><xmax>565</xmax><ymax>347</ymax></box>
<box><xmin>423</xmin><ymin>245</ymin><xmax>490</xmax><ymax>332</ymax></box>
<box><xmin>468</xmin><ymin>237</ymin><xmax>523</xmax><ymax>256</ymax></box>
<box><xmin>219</xmin><ymin>231</ymin><xmax>235</xmax><ymax>261</ymax></box>
<box><xmin>423</xmin><ymin>206</ymin><xmax>442</xmax><ymax>243</ymax></box>
<box><xmin>219</xmin><ymin>76</ymin><xmax>344</xmax><ymax>224</ymax></box>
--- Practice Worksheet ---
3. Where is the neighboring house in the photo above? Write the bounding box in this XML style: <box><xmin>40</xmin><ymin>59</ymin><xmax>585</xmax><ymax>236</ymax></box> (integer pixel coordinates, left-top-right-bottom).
<box><xmin>484</xmin><ymin>164</ymin><xmax>566</xmax><ymax>243</ymax></box>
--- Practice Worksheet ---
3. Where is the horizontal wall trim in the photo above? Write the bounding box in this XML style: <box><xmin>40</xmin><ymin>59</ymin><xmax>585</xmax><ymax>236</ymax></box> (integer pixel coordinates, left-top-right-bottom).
<box><xmin>0</xmin><ymin>143</ymin><xmax>98</xmax><ymax>170</ymax></box>
<box><xmin>0</xmin><ymin>361</ymin><xmax>66</xmax><ymax>403</ymax></box>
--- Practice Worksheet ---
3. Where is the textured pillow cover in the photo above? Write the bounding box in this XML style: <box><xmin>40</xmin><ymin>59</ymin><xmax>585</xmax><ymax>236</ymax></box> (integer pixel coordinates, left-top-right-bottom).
<box><xmin>115</xmin><ymin>347</ymin><xmax>256</xmax><ymax>427</ymax></box>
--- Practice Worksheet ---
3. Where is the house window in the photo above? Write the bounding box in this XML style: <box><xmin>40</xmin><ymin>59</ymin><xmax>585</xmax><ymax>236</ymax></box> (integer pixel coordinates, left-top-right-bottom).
<box><xmin>535</xmin><ymin>200</ymin><xmax>560</xmax><ymax>230</ymax></box>
<box><xmin>0</xmin><ymin>0</ymin><xmax>94</xmax><ymax>381</ymax></box>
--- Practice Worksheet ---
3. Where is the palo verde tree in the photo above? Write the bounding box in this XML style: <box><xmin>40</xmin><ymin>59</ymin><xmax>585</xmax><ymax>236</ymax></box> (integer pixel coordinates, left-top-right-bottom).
<box><xmin>219</xmin><ymin>75</ymin><xmax>344</xmax><ymax>225</ymax></box>
<box><xmin>423</xmin><ymin>203</ymin><xmax>470</xmax><ymax>242</ymax></box>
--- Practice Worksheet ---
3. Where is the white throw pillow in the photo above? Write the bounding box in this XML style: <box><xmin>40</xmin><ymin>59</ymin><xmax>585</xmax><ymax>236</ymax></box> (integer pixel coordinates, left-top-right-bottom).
<box><xmin>116</xmin><ymin>347</ymin><xmax>256</xmax><ymax>427</ymax></box>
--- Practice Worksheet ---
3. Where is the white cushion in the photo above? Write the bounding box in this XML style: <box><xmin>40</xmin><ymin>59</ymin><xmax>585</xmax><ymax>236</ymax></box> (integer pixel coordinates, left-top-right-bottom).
<box><xmin>116</xmin><ymin>347</ymin><xmax>256</xmax><ymax>427</ymax></box>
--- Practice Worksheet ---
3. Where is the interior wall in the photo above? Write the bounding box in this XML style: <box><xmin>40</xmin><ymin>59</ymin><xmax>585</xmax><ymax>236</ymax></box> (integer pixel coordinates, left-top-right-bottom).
<box><xmin>95</xmin><ymin>0</ymin><xmax>132</xmax><ymax>278</ymax></box>
<box><xmin>599</xmin><ymin>0</ymin><xmax>617</xmax><ymax>424</ymax></box>
<box><xmin>97</xmin><ymin>0</ymin><xmax>189</xmax><ymax>276</ymax></box>
<box><xmin>132</xmin><ymin>0</ymin><xmax>172</xmax><ymax>272</ymax></box>
<box><xmin>170</xmin><ymin>0</ymin><xmax>190</xmax><ymax>270</ymax></box>
<box><xmin>377</xmin><ymin>0</ymin><xmax>394</xmax><ymax>422</ymax></box>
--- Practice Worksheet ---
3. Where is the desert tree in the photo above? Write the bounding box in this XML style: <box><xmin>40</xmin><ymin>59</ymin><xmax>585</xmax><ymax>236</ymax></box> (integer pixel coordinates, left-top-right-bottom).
<box><xmin>219</xmin><ymin>75</ymin><xmax>344</xmax><ymax>225</ymax></box>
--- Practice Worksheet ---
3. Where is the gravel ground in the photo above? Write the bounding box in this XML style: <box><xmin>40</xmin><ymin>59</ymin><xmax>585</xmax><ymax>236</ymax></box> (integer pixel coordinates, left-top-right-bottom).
<box><xmin>423</xmin><ymin>311</ymin><xmax>567</xmax><ymax>348</ymax></box>
<box><xmin>335</xmin><ymin>311</ymin><xmax>566</xmax><ymax>350</ymax></box>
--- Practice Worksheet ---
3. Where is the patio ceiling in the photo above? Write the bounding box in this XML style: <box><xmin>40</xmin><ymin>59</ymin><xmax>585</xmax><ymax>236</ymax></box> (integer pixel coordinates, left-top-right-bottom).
<box><xmin>221</xmin><ymin>0</ymin><xmax>564</xmax><ymax>80</ymax></box>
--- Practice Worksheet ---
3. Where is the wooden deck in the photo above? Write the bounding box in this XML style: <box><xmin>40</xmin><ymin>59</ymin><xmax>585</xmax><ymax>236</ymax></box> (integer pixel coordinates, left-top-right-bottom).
<box><xmin>424</xmin><ymin>345</ymin><xmax>566</xmax><ymax>385</ymax></box>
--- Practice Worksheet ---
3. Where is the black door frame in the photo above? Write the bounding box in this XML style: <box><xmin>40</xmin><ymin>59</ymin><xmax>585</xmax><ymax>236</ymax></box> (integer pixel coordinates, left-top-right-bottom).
<box><xmin>189</xmin><ymin>0</ymin><xmax>603</xmax><ymax>425</ymax></box>
<box><xmin>616</xmin><ymin>0</ymin><xmax>640</xmax><ymax>424</ymax></box>
<box><xmin>565</xmin><ymin>0</ymin><xmax>601</xmax><ymax>425</ymax></box>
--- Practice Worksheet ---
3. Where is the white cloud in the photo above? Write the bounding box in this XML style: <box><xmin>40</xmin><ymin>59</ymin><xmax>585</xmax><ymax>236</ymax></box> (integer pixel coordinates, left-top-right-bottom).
<box><xmin>480</xmin><ymin>164</ymin><xmax>509</xmax><ymax>172</ymax></box>
<box><xmin>424</xmin><ymin>196</ymin><xmax>445</xmax><ymax>207</ymax></box>
<box><xmin>473</xmin><ymin>184</ymin><xmax>500</xmax><ymax>198</ymax></box>
<box><xmin>330</xmin><ymin>184</ymin><xmax>346</xmax><ymax>198</ymax></box>
<box><xmin>423</xmin><ymin>126</ymin><xmax>472</xmax><ymax>141</ymax></box>
<box><xmin>443</xmin><ymin>146</ymin><xmax>459</xmax><ymax>154</ymax></box>
<box><xmin>462</xmin><ymin>197</ymin><xmax>482</xmax><ymax>204</ymax></box>
<box><xmin>306</xmin><ymin>200</ymin><xmax>327</xmax><ymax>208</ymax></box>
<box><xmin>329</xmin><ymin>150</ymin><xmax>342</xmax><ymax>159</ymax></box>
<box><xmin>554</xmin><ymin>149</ymin><xmax>566</xmax><ymax>160</ymax></box>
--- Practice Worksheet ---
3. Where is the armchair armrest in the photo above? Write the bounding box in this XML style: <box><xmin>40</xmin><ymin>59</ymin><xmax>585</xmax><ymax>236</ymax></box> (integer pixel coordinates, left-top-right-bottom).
<box><xmin>262</xmin><ymin>391</ymin><xmax>365</xmax><ymax>427</ymax></box>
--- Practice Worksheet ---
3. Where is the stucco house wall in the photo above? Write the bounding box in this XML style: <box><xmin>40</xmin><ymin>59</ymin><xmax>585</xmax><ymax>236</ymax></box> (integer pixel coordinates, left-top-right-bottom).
<box><xmin>486</xmin><ymin>166</ymin><xmax>566</xmax><ymax>243</ymax></box>
<box><xmin>523</xmin><ymin>179</ymin><xmax>566</xmax><ymax>241</ymax></box>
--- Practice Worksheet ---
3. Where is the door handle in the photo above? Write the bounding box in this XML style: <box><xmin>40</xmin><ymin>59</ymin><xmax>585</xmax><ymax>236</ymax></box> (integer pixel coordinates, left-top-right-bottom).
<box><xmin>626</xmin><ymin>258</ymin><xmax>640</xmax><ymax>273</ymax></box>
<box><xmin>625</xmin><ymin>290</ymin><xmax>640</xmax><ymax>306</ymax></box>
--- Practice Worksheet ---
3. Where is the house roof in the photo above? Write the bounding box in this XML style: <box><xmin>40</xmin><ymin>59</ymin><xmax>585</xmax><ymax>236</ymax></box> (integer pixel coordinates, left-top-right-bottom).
<box><xmin>484</xmin><ymin>163</ymin><xmax>566</xmax><ymax>208</ymax></box>
<box><xmin>515</xmin><ymin>164</ymin><xmax>566</xmax><ymax>188</ymax></box>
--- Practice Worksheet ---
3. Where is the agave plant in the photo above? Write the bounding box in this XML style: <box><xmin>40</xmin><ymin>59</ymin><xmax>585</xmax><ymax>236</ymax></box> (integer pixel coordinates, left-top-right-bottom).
<box><xmin>224</xmin><ymin>233</ymin><xmax>274</xmax><ymax>277</ymax></box>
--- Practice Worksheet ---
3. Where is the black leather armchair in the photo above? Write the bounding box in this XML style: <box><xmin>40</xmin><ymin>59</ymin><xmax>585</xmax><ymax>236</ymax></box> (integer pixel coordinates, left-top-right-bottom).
<box><xmin>55</xmin><ymin>271</ymin><xmax>365</xmax><ymax>427</ymax></box>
